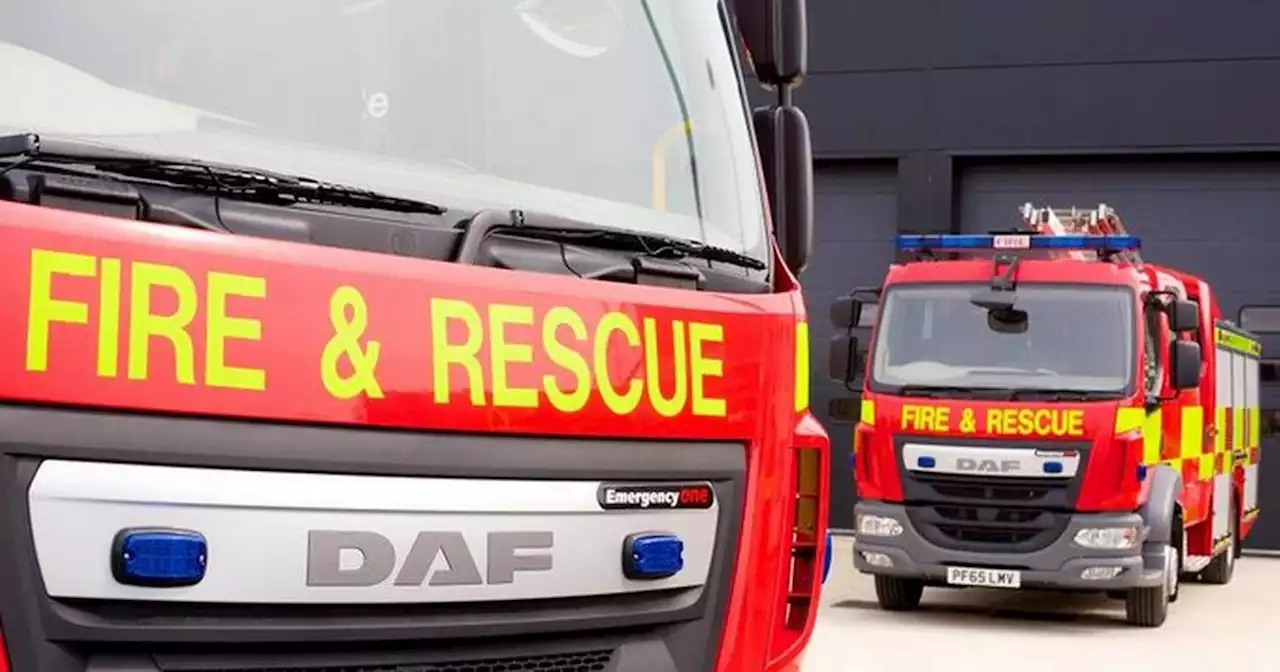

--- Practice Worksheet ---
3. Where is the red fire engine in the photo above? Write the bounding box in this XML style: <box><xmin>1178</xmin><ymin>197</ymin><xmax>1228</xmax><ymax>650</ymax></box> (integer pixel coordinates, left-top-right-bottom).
<box><xmin>0</xmin><ymin>1</ymin><xmax>825</xmax><ymax>669</ymax></box>
<box><xmin>827</xmin><ymin>204</ymin><xmax>1262</xmax><ymax>627</ymax></box>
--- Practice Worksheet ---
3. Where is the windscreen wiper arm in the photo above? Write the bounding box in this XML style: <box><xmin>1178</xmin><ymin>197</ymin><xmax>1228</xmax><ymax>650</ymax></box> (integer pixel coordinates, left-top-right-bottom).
<box><xmin>454</xmin><ymin>208</ymin><xmax>767</xmax><ymax>271</ymax></box>
<box><xmin>0</xmin><ymin>133</ymin><xmax>445</xmax><ymax>215</ymax></box>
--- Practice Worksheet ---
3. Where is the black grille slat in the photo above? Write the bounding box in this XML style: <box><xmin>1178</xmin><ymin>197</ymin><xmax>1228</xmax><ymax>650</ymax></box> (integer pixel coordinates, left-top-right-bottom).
<box><xmin>173</xmin><ymin>649</ymin><xmax>614</xmax><ymax>672</ymax></box>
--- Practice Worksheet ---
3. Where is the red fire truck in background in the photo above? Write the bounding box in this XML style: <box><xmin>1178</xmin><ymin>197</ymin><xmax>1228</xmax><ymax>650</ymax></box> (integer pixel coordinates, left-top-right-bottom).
<box><xmin>0</xmin><ymin>1</ymin><xmax>827</xmax><ymax>670</ymax></box>
<box><xmin>828</xmin><ymin>204</ymin><xmax>1262</xmax><ymax>627</ymax></box>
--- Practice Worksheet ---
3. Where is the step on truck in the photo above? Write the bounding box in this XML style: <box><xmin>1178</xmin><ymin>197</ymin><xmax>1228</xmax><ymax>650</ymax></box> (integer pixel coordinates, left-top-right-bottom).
<box><xmin>0</xmin><ymin>1</ymin><xmax>829</xmax><ymax>670</ymax></box>
<box><xmin>827</xmin><ymin>203</ymin><xmax>1262</xmax><ymax>627</ymax></box>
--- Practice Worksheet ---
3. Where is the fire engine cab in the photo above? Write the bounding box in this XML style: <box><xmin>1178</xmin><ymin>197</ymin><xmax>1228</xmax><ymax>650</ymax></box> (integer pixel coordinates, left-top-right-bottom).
<box><xmin>827</xmin><ymin>204</ymin><xmax>1262</xmax><ymax>627</ymax></box>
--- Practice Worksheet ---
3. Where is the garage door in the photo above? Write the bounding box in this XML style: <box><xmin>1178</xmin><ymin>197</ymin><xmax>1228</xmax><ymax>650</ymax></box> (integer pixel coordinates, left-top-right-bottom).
<box><xmin>807</xmin><ymin>164</ymin><xmax>898</xmax><ymax>530</ymax></box>
<box><xmin>959</xmin><ymin>159</ymin><xmax>1280</xmax><ymax>551</ymax></box>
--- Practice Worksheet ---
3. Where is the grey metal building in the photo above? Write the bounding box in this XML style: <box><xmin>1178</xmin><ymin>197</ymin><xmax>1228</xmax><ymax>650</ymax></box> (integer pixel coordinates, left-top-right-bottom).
<box><xmin>788</xmin><ymin>0</ymin><xmax>1280</xmax><ymax>549</ymax></box>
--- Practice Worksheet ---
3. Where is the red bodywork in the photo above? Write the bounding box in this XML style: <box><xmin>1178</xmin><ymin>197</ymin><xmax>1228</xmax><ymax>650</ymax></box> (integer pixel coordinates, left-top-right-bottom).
<box><xmin>0</xmin><ymin>200</ymin><xmax>829</xmax><ymax>672</ymax></box>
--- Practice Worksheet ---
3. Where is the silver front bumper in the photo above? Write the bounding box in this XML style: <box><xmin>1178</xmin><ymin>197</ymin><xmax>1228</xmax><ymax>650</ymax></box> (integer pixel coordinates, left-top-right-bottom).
<box><xmin>852</xmin><ymin>500</ymin><xmax>1168</xmax><ymax>590</ymax></box>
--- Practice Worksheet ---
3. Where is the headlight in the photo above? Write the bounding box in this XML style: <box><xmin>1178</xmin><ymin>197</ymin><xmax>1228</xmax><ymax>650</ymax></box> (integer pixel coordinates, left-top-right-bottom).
<box><xmin>857</xmin><ymin>514</ymin><xmax>903</xmax><ymax>537</ymax></box>
<box><xmin>1073</xmin><ymin>526</ymin><xmax>1141</xmax><ymax>550</ymax></box>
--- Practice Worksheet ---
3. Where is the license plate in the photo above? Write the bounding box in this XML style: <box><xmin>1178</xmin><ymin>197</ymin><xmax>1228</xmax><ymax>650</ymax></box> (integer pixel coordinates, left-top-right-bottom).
<box><xmin>946</xmin><ymin>566</ymin><xmax>1022</xmax><ymax>589</ymax></box>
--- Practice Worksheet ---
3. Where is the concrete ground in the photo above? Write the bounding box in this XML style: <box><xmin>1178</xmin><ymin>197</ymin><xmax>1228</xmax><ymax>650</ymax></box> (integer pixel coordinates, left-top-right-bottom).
<box><xmin>804</xmin><ymin>535</ymin><xmax>1279</xmax><ymax>672</ymax></box>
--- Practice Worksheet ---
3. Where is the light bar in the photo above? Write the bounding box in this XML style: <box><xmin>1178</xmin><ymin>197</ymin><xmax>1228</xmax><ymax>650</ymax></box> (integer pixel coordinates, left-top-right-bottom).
<box><xmin>896</xmin><ymin>233</ymin><xmax>1141</xmax><ymax>252</ymax></box>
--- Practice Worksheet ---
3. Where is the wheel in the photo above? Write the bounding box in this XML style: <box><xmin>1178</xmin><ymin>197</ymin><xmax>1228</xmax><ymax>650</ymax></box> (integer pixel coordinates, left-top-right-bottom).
<box><xmin>873</xmin><ymin>575</ymin><xmax>924</xmax><ymax>611</ymax></box>
<box><xmin>1125</xmin><ymin>541</ymin><xmax>1176</xmax><ymax>627</ymax></box>
<box><xmin>1200</xmin><ymin>501</ymin><xmax>1238</xmax><ymax>585</ymax></box>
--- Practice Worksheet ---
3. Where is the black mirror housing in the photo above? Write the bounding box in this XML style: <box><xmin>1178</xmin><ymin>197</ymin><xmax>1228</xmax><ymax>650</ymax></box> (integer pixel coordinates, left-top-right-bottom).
<box><xmin>830</xmin><ymin>296</ymin><xmax>859</xmax><ymax>331</ymax></box>
<box><xmin>753</xmin><ymin>105</ymin><xmax>814</xmax><ymax>276</ymax></box>
<box><xmin>827</xmin><ymin>333</ymin><xmax>859</xmax><ymax>386</ymax></box>
<box><xmin>1169</xmin><ymin>299</ymin><xmax>1199</xmax><ymax>333</ymax></box>
<box><xmin>733</xmin><ymin>0</ymin><xmax>808</xmax><ymax>86</ymax></box>
<box><xmin>1170</xmin><ymin>340</ymin><xmax>1202</xmax><ymax>390</ymax></box>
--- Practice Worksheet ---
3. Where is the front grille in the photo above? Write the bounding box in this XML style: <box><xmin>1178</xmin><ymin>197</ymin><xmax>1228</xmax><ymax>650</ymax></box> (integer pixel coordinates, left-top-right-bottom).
<box><xmin>178</xmin><ymin>649</ymin><xmax>614</xmax><ymax>672</ymax></box>
<box><xmin>906</xmin><ymin>500</ymin><xmax>1070</xmax><ymax>552</ymax></box>
<box><xmin>896</xmin><ymin>436</ymin><xmax>1090</xmax><ymax>554</ymax></box>
<box><xmin>926</xmin><ymin>477</ymin><xmax>1064</xmax><ymax>504</ymax></box>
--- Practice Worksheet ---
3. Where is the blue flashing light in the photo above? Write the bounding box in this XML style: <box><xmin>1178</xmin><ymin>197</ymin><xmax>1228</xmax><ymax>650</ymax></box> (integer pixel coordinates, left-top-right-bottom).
<box><xmin>896</xmin><ymin>233</ymin><xmax>1141</xmax><ymax>253</ymax></box>
<box><xmin>112</xmin><ymin>528</ymin><xmax>207</xmax><ymax>588</ymax></box>
<box><xmin>1043</xmin><ymin>461</ymin><xmax>1064</xmax><ymax>475</ymax></box>
<box><xmin>623</xmin><ymin>532</ymin><xmax>684</xmax><ymax>581</ymax></box>
<box><xmin>822</xmin><ymin>531</ymin><xmax>834</xmax><ymax>585</ymax></box>
<box><xmin>1137</xmin><ymin>464</ymin><xmax>1149</xmax><ymax>481</ymax></box>
<box><xmin>917</xmin><ymin>456</ymin><xmax>936</xmax><ymax>469</ymax></box>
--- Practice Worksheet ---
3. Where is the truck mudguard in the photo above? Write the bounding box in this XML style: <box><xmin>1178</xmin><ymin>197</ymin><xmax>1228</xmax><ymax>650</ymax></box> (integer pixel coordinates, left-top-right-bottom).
<box><xmin>1139</xmin><ymin>464</ymin><xmax>1184</xmax><ymax>545</ymax></box>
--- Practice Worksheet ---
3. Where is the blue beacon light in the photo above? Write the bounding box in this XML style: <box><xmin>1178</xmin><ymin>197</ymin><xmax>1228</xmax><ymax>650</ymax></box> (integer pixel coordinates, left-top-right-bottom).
<box><xmin>622</xmin><ymin>532</ymin><xmax>685</xmax><ymax>580</ymax></box>
<box><xmin>112</xmin><ymin>528</ymin><xmax>208</xmax><ymax>588</ymax></box>
<box><xmin>895</xmin><ymin>233</ymin><xmax>1142</xmax><ymax>252</ymax></box>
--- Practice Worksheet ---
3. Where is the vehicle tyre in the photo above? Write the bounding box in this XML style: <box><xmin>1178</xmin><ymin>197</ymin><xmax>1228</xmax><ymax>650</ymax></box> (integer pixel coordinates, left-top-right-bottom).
<box><xmin>1200</xmin><ymin>499</ymin><xmax>1237</xmax><ymax>586</ymax></box>
<box><xmin>874</xmin><ymin>575</ymin><xmax>924</xmax><ymax>611</ymax></box>
<box><xmin>1125</xmin><ymin>541</ymin><xmax>1175</xmax><ymax>628</ymax></box>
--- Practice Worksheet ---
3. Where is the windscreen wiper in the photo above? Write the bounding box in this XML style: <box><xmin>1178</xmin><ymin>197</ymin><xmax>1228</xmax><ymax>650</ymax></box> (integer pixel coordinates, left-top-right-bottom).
<box><xmin>894</xmin><ymin>385</ymin><xmax>1017</xmax><ymax>400</ymax></box>
<box><xmin>0</xmin><ymin>132</ymin><xmax>445</xmax><ymax>215</ymax></box>
<box><xmin>455</xmin><ymin>208</ymin><xmax>767</xmax><ymax>271</ymax></box>
<box><xmin>1009</xmin><ymin>388</ymin><xmax>1120</xmax><ymax>401</ymax></box>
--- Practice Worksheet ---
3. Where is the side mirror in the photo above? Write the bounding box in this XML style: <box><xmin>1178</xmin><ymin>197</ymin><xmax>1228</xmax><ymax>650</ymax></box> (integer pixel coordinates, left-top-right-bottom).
<box><xmin>733</xmin><ymin>0</ymin><xmax>808</xmax><ymax>86</ymax></box>
<box><xmin>1168</xmin><ymin>299</ymin><xmax>1199</xmax><ymax>333</ymax></box>
<box><xmin>753</xmin><ymin>105</ymin><xmax>814</xmax><ymax>276</ymax></box>
<box><xmin>1170</xmin><ymin>340</ymin><xmax>1202</xmax><ymax>390</ymax></box>
<box><xmin>827</xmin><ymin>333</ymin><xmax>859</xmax><ymax>386</ymax></box>
<box><xmin>830</xmin><ymin>296</ymin><xmax>860</xmax><ymax>331</ymax></box>
<box><xmin>830</xmin><ymin>288</ymin><xmax>881</xmax><ymax>330</ymax></box>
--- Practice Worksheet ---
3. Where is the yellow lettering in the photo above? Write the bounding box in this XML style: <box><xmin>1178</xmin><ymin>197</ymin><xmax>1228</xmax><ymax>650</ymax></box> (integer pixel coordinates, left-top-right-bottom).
<box><xmin>985</xmin><ymin>408</ymin><xmax>1005</xmax><ymax>434</ymax></box>
<box><xmin>1017</xmin><ymin>409</ymin><xmax>1033</xmax><ymax>435</ymax></box>
<box><xmin>26</xmin><ymin>249</ymin><xmax>95</xmax><ymax>373</ymax></box>
<box><xmin>96</xmin><ymin>257</ymin><xmax>121</xmax><ymax>377</ymax></box>
<box><xmin>205</xmin><ymin>272</ymin><xmax>266</xmax><ymax>391</ymax></box>
<box><xmin>431</xmin><ymin>298</ymin><xmax>486</xmax><ymax>406</ymax></box>
<box><xmin>1066</xmin><ymin>410</ymin><xmax>1084</xmax><ymax>436</ymax></box>
<box><xmin>127</xmin><ymin>262</ymin><xmax>197</xmax><ymax>384</ymax></box>
<box><xmin>542</xmin><ymin>307</ymin><xmax>591</xmax><ymax>412</ymax></box>
<box><xmin>983</xmin><ymin>408</ymin><xmax>1086</xmax><ymax>436</ymax></box>
<box><xmin>594</xmin><ymin>312</ymin><xmax>643</xmax><ymax>415</ymax></box>
<box><xmin>689</xmin><ymin>322</ymin><xmax>725</xmax><ymax>417</ymax></box>
<box><xmin>644</xmin><ymin>317</ymin><xmax>688</xmax><ymax>418</ymax></box>
<box><xmin>900</xmin><ymin>404</ymin><xmax>958</xmax><ymax>432</ymax></box>
<box><xmin>901</xmin><ymin>404</ymin><xmax>919</xmax><ymax>430</ymax></box>
<box><xmin>489</xmin><ymin>303</ymin><xmax>537</xmax><ymax>408</ymax></box>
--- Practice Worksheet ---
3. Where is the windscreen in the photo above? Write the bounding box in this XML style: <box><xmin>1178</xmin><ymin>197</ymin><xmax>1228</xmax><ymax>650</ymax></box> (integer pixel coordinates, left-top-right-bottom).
<box><xmin>0</xmin><ymin>0</ymin><xmax>767</xmax><ymax>260</ymax></box>
<box><xmin>870</xmin><ymin>283</ymin><xmax>1136</xmax><ymax>394</ymax></box>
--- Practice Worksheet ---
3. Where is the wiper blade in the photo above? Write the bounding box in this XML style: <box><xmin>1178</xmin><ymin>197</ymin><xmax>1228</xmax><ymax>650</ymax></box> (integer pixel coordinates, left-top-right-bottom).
<box><xmin>894</xmin><ymin>385</ymin><xmax>1017</xmax><ymax>400</ymax></box>
<box><xmin>0</xmin><ymin>132</ymin><xmax>445</xmax><ymax>215</ymax></box>
<box><xmin>1009</xmin><ymin>388</ymin><xmax>1119</xmax><ymax>401</ymax></box>
<box><xmin>455</xmin><ymin>208</ymin><xmax>767</xmax><ymax>271</ymax></box>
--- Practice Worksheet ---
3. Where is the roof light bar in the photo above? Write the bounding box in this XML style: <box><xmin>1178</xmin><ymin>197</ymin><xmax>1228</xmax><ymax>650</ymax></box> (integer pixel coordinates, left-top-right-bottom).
<box><xmin>896</xmin><ymin>233</ymin><xmax>1141</xmax><ymax>252</ymax></box>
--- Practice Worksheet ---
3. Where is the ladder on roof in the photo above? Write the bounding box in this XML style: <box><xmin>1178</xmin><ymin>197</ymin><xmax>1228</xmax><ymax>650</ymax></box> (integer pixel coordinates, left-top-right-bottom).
<box><xmin>1018</xmin><ymin>202</ymin><xmax>1143</xmax><ymax>263</ymax></box>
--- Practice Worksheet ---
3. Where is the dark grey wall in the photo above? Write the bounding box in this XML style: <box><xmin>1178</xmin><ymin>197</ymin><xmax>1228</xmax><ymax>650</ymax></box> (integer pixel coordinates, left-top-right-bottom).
<box><xmin>788</xmin><ymin>0</ymin><xmax>1280</xmax><ymax>232</ymax></box>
